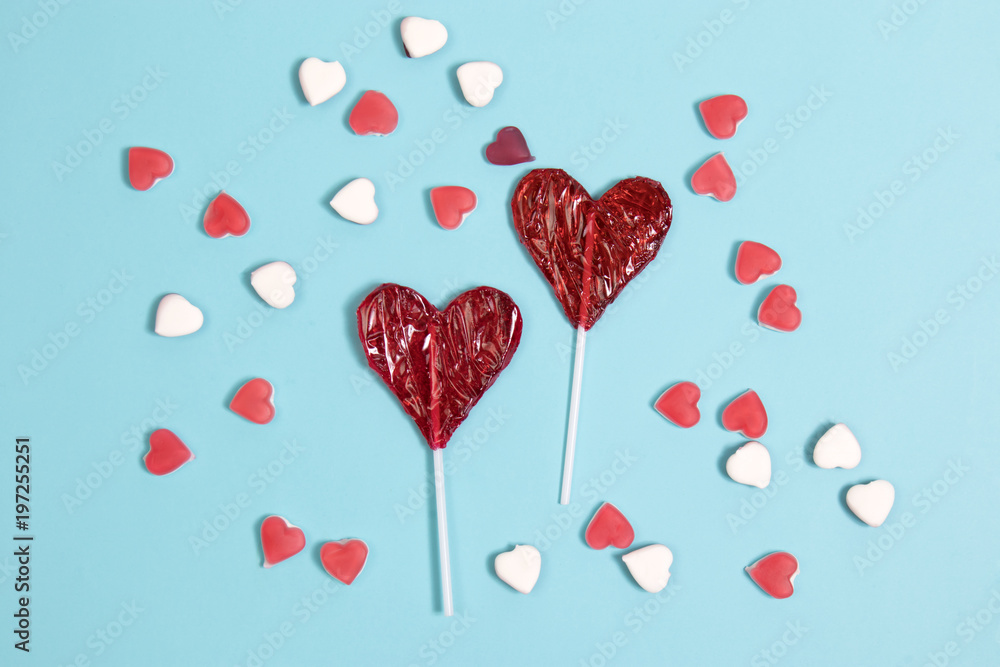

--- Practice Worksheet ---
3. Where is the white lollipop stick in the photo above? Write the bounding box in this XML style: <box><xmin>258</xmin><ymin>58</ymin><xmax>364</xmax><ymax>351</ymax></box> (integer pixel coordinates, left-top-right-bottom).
<box><xmin>432</xmin><ymin>448</ymin><xmax>454</xmax><ymax>616</ymax></box>
<box><xmin>560</xmin><ymin>325</ymin><xmax>587</xmax><ymax>505</ymax></box>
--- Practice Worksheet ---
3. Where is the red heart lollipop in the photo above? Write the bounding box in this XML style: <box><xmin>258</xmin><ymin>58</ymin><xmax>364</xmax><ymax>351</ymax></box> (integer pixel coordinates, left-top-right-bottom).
<box><xmin>357</xmin><ymin>284</ymin><xmax>522</xmax><ymax>449</ymax></box>
<box><xmin>511</xmin><ymin>169</ymin><xmax>672</xmax><ymax>331</ymax></box>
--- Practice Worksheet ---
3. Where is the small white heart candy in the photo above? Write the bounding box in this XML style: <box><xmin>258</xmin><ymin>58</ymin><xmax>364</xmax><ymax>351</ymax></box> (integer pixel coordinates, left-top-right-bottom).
<box><xmin>494</xmin><ymin>545</ymin><xmax>540</xmax><ymax>594</ymax></box>
<box><xmin>154</xmin><ymin>294</ymin><xmax>203</xmax><ymax>337</ymax></box>
<box><xmin>330</xmin><ymin>178</ymin><xmax>378</xmax><ymax>224</ymax></box>
<box><xmin>456</xmin><ymin>61</ymin><xmax>503</xmax><ymax>107</ymax></box>
<box><xmin>846</xmin><ymin>480</ymin><xmax>895</xmax><ymax>527</ymax></box>
<box><xmin>251</xmin><ymin>261</ymin><xmax>297</xmax><ymax>309</ymax></box>
<box><xmin>400</xmin><ymin>17</ymin><xmax>448</xmax><ymax>58</ymax></box>
<box><xmin>813</xmin><ymin>423</ymin><xmax>861</xmax><ymax>469</ymax></box>
<box><xmin>726</xmin><ymin>441</ymin><xmax>771</xmax><ymax>489</ymax></box>
<box><xmin>298</xmin><ymin>57</ymin><xmax>346</xmax><ymax>106</ymax></box>
<box><xmin>622</xmin><ymin>544</ymin><xmax>673</xmax><ymax>593</ymax></box>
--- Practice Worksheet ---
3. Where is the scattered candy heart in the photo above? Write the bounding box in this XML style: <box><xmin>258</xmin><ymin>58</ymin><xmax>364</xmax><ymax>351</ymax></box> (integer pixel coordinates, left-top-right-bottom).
<box><xmin>485</xmin><ymin>126</ymin><xmax>535</xmax><ymax>166</ymax></box>
<box><xmin>726</xmin><ymin>442</ymin><xmax>771</xmax><ymax>489</ymax></box>
<box><xmin>585</xmin><ymin>502</ymin><xmax>634</xmax><ymax>550</ymax></box>
<box><xmin>330</xmin><ymin>178</ymin><xmax>378</xmax><ymax>224</ymax></box>
<box><xmin>494</xmin><ymin>544</ymin><xmax>541</xmax><ymax>594</ymax></box>
<box><xmin>698</xmin><ymin>94</ymin><xmax>748</xmax><ymax>140</ymax></box>
<box><xmin>298</xmin><ymin>57</ymin><xmax>346</xmax><ymax>106</ymax></box>
<box><xmin>154</xmin><ymin>294</ymin><xmax>203</xmax><ymax>337</ymax></box>
<box><xmin>722</xmin><ymin>390</ymin><xmax>767</xmax><ymax>439</ymax></box>
<box><xmin>230</xmin><ymin>378</ymin><xmax>275</xmax><ymax>425</ymax></box>
<box><xmin>348</xmin><ymin>91</ymin><xmax>398</xmax><ymax>136</ymax></box>
<box><xmin>320</xmin><ymin>539</ymin><xmax>369</xmax><ymax>584</ymax></box>
<box><xmin>511</xmin><ymin>169</ymin><xmax>672</xmax><ymax>330</ymax></box>
<box><xmin>400</xmin><ymin>17</ymin><xmax>447</xmax><ymax>58</ymax></box>
<box><xmin>260</xmin><ymin>515</ymin><xmax>305</xmax><ymax>568</ymax></box>
<box><xmin>457</xmin><ymin>61</ymin><xmax>503</xmax><ymax>107</ymax></box>
<box><xmin>758</xmin><ymin>285</ymin><xmax>802</xmax><ymax>332</ymax></box>
<box><xmin>622</xmin><ymin>544</ymin><xmax>673</xmax><ymax>593</ymax></box>
<box><xmin>746</xmin><ymin>552</ymin><xmax>798</xmax><ymax>599</ymax></box>
<box><xmin>203</xmin><ymin>191</ymin><xmax>250</xmax><ymax>238</ymax></box>
<box><xmin>143</xmin><ymin>429</ymin><xmax>194</xmax><ymax>475</ymax></box>
<box><xmin>653</xmin><ymin>381</ymin><xmax>700</xmax><ymax>428</ymax></box>
<box><xmin>813</xmin><ymin>423</ymin><xmax>861</xmax><ymax>469</ymax></box>
<box><xmin>128</xmin><ymin>147</ymin><xmax>173</xmax><ymax>191</ymax></box>
<box><xmin>430</xmin><ymin>186</ymin><xmax>477</xmax><ymax>230</ymax></box>
<box><xmin>735</xmin><ymin>241</ymin><xmax>782</xmax><ymax>285</ymax></box>
<box><xmin>691</xmin><ymin>153</ymin><xmax>737</xmax><ymax>202</ymax></box>
<box><xmin>357</xmin><ymin>284</ymin><xmax>522</xmax><ymax>449</ymax></box>
<box><xmin>251</xmin><ymin>261</ymin><xmax>297</xmax><ymax>309</ymax></box>
<box><xmin>846</xmin><ymin>480</ymin><xmax>895</xmax><ymax>527</ymax></box>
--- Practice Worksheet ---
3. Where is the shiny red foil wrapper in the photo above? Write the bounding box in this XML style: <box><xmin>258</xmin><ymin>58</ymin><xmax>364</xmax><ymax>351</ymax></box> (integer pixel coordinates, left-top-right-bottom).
<box><xmin>511</xmin><ymin>169</ymin><xmax>672</xmax><ymax>330</ymax></box>
<box><xmin>357</xmin><ymin>284</ymin><xmax>523</xmax><ymax>450</ymax></box>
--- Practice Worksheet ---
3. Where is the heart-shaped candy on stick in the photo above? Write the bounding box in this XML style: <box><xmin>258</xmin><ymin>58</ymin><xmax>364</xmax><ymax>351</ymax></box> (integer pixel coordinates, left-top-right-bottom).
<box><xmin>357</xmin><ymin>283</ymin><xmax>522</xmax><ymax>614</ymax></box>
<box><xmin>511</xmin><ymin>169</ymin><xmax>672</xmax><ymax>503</ymax></box>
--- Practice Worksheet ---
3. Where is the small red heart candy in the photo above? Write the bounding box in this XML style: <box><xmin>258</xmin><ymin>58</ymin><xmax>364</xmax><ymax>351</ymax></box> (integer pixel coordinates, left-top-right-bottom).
<box><xmin>746</xmin><ymin>551</ymin><xmax>798</xmax><ymax>599</ymax></box>
<box><xmin>486</xmin><ymin>126</ymin><xmax>535</xmax><ymax>165</ymax></box>
<box><xmin>203</xmin><ymin>191</ymin><xmax>250</xmax><ymax>238</ymax></box>
<box><xmin>230</xmin><ymin>378</ymin><xmax>275</xmax><ymax>424</ymax></box>
<box><xmin>758</xmin><ymin>285</ymin><xmax>801</xmax><ymax>332</ymax></box>
<box><xmin>260</xmin><ymin>516</ymin><xmax>305</xmax><ymax>568</ymax></box>
<box><xmin>320</xmin><ymin>539</ymin><xmax>369</xmax><ymax>585</ymax></box>
<box><xmin>128</xmin><ymin>147</ymin><xmax>174</xmax><ymax>191</ymax></box>
<box><xmin>699</xmin><ymin>94</ymin><xmax>748</xmax><ymax>140</ymax></box>
<box><xmin>348</xmin><ymin>90</ymin><xmax>398</xmax><ymax>136</ymax></box>
<box><xmin>143</xmin><ymin>429</ymin><xmax>193</xmax><ymax>475</ymax></box>
<box><xmin>585</xmin><ymin>502</ymin><xmax>634</xmax><ymax>550</ymax></box>
<box><xmin>654</xmin><ymin>381</ymin><xmax>700</xmax><ymax>428</ymax></box>
<box><xmin>722</xmin><ymin>389</ymin><xmax>767</xmax><ymax>439</ymax></box>
<box><xmin>735</xmin><ymin>241</ymin><xmax>782</xmax><ymax>285</ymax></box>
<box><xmin>691</xmin><ymin>153</ymin><xmax>736</xmax><ymax>202</ymax></box>
<box><xmin>430</xmin><ymin>186</ymin><xmax>477</xmax><ymax>230</ymax></box>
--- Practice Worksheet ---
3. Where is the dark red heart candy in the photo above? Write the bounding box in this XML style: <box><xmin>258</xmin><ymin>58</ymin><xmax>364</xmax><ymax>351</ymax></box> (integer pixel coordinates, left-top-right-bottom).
<box><xmin>511</xmin><ymin>169</ymin><xmax>672</xmax><ymax>330</ymax></box>
<box><xmin>357</xmin><ymin>284</ymin><xmax>522</xmax><ymax>450</ymax></box>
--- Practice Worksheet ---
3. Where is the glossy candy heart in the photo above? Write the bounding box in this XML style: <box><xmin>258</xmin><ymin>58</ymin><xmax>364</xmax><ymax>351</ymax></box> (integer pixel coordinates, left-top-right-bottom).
<box><xmin>430</xmin><ymin>186</ymin><xmax>477</xmax><ymax>230</ymax></box>
<box><xmin>691</xmin><ymin>153</ymin><xmax>736</xmax><ymax>202</ymax></box>
<box><xmin>128</xmin><ymin>147</ymin><xmax>173</xmax><ymax>191</ymax></box>
<box><xmin>735</xmin><ymin>241</ymin><xmax>781</xmax><ymax>285</ymax></box>
<box><xmin>357</xmin><ymin>284</ymin><xmax>522</xmax><ymax>450</ymax></box>
<box><xmin>722</xmin><ymin>390</ymin><xmax>767</xmax><ymax>439</ymax></box>
<box><xmin>260</xmin><ymin>516</ymin><xmax>305</xmax><ymax>568</ymax></box>
<box><xmin>758</xmin><ymin>285</ymin><xmax>801</xmax><ymax>332</ymax></box>
<box><xmin>349</xmin><ymin>91</ymin><xmax>398</xmax><ymax>136</ymax></box>
<box><xmin>144</xmin><ymin>429</ymin><xmax>194</xmax><ymax>475</ymax></box>
<box><xmin>699</xmin><ymin>94</ymin><xmax>748</xmax><ymax>140</ymax></box>
<box><xmin>485</xmin><ymin>126</ymin><xmax>534</xmax><ymax>166</ymax></box>
<box><xmin>203</xmin><ymin>191</ymin><xmax>250</xmax><ymax>238</ymax></box>
<box><xmin>746</xmin><ymin>551</ymin><xmax>799</xmax><ymax>599</ymax></box>
<box><xmin>230</xmin><ymin>378</ymin><xmax>275</xmax><ymax>424</ymax></box>
<box><xmin>654</xmin><ymin>381</ymin><xmax>700</xmax><ymax>428</ymax></box>
<box><xmin>511</xmin><ymin>169</ymin><xmax>672</xmax><ymax>331</ymax></box>
<box><xmin>320</xmin><ymin>539</ymin><xmax>369</xmax><ymax>584</ymax></box>
<box><xmin>584</xmin><ymin>502</ymin><xmax>634</xmax><ymax>550</ymax></box>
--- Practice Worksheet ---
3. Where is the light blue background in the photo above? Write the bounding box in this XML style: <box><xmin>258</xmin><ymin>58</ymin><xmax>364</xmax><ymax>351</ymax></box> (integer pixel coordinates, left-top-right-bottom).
<box><xmin>3</xmin><ymin>0</ymin><xmax>1000</xmax><ymax>665</ymax></box>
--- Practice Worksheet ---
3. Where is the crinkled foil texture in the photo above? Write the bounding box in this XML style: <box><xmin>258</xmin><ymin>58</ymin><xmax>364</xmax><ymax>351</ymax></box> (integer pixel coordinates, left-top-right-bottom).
<box><xmin>511</xmin><ymin>169</ymin><xmax>672</xmax><ymax>330</ymax></box>
<box><xmin>357</xmin><ymin>284</ymin><xmax>523</xmax><ymax>450</ymax></box>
